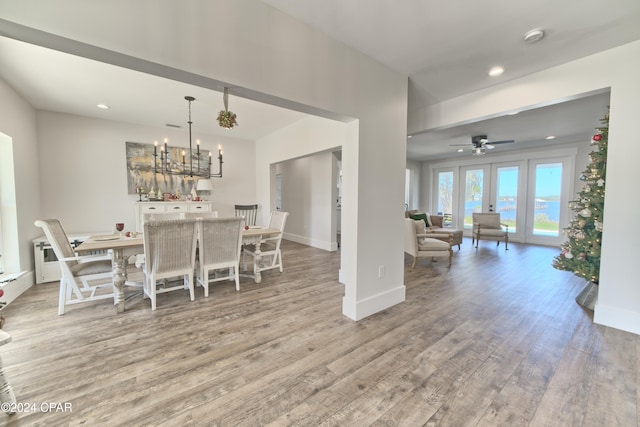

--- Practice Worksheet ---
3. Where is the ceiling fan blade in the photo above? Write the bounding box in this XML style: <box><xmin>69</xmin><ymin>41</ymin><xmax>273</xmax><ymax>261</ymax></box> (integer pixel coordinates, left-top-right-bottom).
<box><xmin>450</xmin><ymin>144</ymin><xmax>470</xmax><ymax>147</ymax></box>
<box><xmin>488</xmin><ymin>139</ymin><xmax>515</xmax><ymax>145</ymax></box>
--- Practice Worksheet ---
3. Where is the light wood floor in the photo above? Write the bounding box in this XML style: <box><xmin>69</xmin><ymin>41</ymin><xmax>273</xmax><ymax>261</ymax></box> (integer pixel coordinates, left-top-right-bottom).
<box><xmin>1</xmin><ymin>239</ymin><xmax>638</xmax><ymax>426</ymax></box>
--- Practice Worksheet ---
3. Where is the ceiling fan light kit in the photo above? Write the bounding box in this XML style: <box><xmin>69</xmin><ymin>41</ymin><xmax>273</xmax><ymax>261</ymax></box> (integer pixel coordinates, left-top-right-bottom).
<box><xmin>451</xmin><ymin>134</ymin><xmax>515</xmax><ymax>156</ymax></box>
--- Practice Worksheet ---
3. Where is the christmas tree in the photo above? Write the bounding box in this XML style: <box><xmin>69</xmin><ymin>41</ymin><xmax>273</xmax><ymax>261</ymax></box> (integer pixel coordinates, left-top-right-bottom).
<box><xmin>552</xmin><ymin>111</ymin><xmax>608</xmax><ymax>284</ymax></box>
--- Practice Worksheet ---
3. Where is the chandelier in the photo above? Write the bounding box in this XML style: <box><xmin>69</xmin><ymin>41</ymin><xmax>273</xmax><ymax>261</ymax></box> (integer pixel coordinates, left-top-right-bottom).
<box><xmin>152</xmin><ymin>96</ymin><xmax>223</xmax><ymax>178</ymax></box>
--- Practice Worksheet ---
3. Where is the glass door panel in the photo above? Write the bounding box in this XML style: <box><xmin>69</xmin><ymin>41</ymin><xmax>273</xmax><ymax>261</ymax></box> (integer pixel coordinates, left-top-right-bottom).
<box><xmin>437</xmin><ymin>171</ymin><xmax>454</xmax><ymax>226</ymax></box>
<box><xmin>532</xmin><ymin>162</ymin><xmax>562</xmax><ymax>237</ymax></box>
<box><xmin>493</xmin><ymin>165</ymin><xmax>519</xmax><ymax>233</ymax></box>
<box><xmin>461</xmin><ymin>167</ymin><xmax>487</xmax><ymax>229</ymax></box>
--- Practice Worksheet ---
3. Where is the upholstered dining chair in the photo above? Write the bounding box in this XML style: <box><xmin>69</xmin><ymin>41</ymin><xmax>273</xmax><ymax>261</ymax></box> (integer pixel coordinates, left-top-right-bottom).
<box><xmin>35</xmin><ymin>219</ymin><xmax>114</xmax><ymax>315</ymax></box>
<box><xmin>196</xmin><ymin>217</ymin><xmax>244</xmax><ymax>296</ymax></box>
<box><xmin>234</xmin><ymin>204</ymin><xmax>258</xmax><ymax>226</ymax></box>
<box><xmin>243</xmin><ymin>211</ymin><xmax>289</xmax><ymax>275</ymax></box>
<box><xmin>142</xmin><ymin>218</ymin><xmax>198</xmax><ymax>310</ymax></box>
<box><xmin>472</xmin><ymin>212</ymin><xmax>509</xmax><ymax>250</ymax></box>
<box><xmin>404</xmin><ymin>218</ymin><xmax>453</xmax><ymax>268</ymax></box>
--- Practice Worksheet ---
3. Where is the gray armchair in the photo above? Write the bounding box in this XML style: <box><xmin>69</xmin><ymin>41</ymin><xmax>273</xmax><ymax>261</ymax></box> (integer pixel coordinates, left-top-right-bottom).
<box><xmin>404</xmin><ymin>219</ymin><xmax>453</xmax><ymax>268</ymax></box>
<box><xmin>471</xmin><ymin>212</ymin><xmax>509</xmax><ymax>250</ymax></box>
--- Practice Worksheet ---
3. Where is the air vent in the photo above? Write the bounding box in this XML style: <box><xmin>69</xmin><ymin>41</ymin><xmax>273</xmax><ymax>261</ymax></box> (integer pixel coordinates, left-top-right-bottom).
<box><xmin>165</xmin><ymin>123</ymin><xmax>181</xmax><ymax>128</ymax></box>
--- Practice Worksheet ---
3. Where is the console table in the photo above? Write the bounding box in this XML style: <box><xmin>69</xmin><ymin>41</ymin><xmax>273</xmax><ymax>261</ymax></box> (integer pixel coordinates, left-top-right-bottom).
<box><xmin>134</xmin><ymin>201</ymin><xmax>215</xmax><ymax>232</ymax></box>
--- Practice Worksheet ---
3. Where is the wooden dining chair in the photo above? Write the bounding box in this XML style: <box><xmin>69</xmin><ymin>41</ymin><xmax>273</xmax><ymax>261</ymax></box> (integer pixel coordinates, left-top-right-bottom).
<box><xmin>34</xmin><ymin>219</ymin><xmax>114</xmax><ymax>315</ymax></box>
<box><xmin>234</xmin><ymin>204</ymin><xmax>258</xmax><ymax>226</ymax></box>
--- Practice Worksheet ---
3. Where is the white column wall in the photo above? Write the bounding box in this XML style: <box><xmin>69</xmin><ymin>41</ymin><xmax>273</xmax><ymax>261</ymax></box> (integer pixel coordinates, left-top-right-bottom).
<box><xmin>409</xmin><ymin>41</ymin><xmax>640</xmax><ymax>335</ymax></box>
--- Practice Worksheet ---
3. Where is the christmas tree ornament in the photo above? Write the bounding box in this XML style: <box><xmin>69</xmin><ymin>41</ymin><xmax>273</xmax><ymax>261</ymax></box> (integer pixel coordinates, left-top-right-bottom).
<box><xmin>578</xmin><ymin>208</ymin><xmax>591</xmax><ymax>217</ymax></box>
<box><xmin>597</xmin><ymin>178</ymin><xmax>605</xmax><ymax>187</ymax></box>
<box><xmin>577</xmin><ymin>252</ymin><xmax>586</xmax><ymax>261</ymax></box>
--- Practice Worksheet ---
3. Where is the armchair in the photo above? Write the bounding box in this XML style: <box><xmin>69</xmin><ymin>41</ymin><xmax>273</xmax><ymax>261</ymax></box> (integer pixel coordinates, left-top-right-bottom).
<box><xmin>35</xmin><ymin>219</ymin><xmax>113</xmax><ymax>315</ymax></box>
<box><xmin>404</xmin><ymin>219</ymin><xmax>453</xmax><ymax>268</ymax></box>
<box><xmin>472</xmin><ymin>212</ymin><xmax>509</xmax><ymax>250</ymax></box>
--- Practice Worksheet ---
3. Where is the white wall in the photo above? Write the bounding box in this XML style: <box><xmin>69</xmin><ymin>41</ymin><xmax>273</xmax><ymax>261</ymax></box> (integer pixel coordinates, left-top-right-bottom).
<box><xmin>0</xmin><ymin>77</ymin><xmax>42</xmax><ymax>273</ymax></box>
<box><xmin>258</xmin><ymin>117</ymin><xmax>347</xmax><ymax>253</ymax></box>
<box><xmin>278</xmin><ymin>152</ymin><xmax>336</xmax><ymax>251</ymax></box>
<box><xmin>405</xmin><ymin>159</ymin><xmax>422</xmax><ymax>211</ymax></box>
<box><xmin>36</xmin><ymin>111</ymin><xmax>256</xmax><ymax>232</ymax></box>
<box><xmin>409</xmin><ymin>41</ymin><xmax>640</xmax><ymax>335</ymax></box>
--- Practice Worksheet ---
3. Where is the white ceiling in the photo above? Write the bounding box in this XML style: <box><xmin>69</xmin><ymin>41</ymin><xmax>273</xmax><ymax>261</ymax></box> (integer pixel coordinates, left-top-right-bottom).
<box><xmin>2</xmin><ymin>1</ymin><xmax>640</xmax><ymax>159</ymax></box>
<box><xmin>0</xmin><ymin>36</ymin><xmax>309</xmax><ymax>142</ymax></box>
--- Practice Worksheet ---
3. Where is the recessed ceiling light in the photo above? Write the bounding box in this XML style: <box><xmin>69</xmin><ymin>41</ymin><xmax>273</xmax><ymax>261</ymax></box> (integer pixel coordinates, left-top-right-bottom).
<box><xmin>523</xmin><ymin>28</ymin><xmax>545</xmax><ymax>44</ymax></box>
<box><xmin>407</xmin><ymin>135</ymin><xmax>412</xmax><ymax>139</ymax></box>
<box><xmin>457</xmin><ymin>148</ymin><xmax>464</xmax><ymax>153</ymax></box>
<box><xmin>545</xmin><ymin>135</ymin><xmax>556</xmax><ymax>140</ymax></box>
<box><xmin>488</xmin><ymin>66</ymin><xmax>504</xmax><ymax>77</ymax></box>
<box><xmin>96</xmin><ymin>103</ymin><xmax>109</xmax><ymax>109</ymax></box>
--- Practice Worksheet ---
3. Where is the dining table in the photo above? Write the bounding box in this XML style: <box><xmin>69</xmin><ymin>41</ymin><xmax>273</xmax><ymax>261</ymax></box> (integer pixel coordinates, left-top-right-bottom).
<box><xmin>75</xmin><ymin>233</ymin><xmax>144</xmax><ymax>313</ymax></box>
<box><xmin>74</xmin><ymin>225</ymin><xmax>282</xmax><ymax>313</ymax></box>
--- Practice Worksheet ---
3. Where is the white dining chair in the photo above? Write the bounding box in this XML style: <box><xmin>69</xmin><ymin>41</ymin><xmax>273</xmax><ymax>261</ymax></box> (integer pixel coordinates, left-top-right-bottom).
<box><xmin>235</xmin><ymin>204</ymin><xmax>258</xmax><ymax>226</ymax></box>
<box><xmin>34</xmin><ymin>219</ymin><xmax>114</xmax><ymax>315</ymax></box>
<box><xmin>196</xmin><ymin>217</ymin><xmax>244</xmax><ymax>296</ymax></box>
<box><xmin>243</xmin><ymin>211</ymin><xmax>289</xmax><ymax>275</ymax></box>
<box><xmin>142</xmin><ymin>218</ymin><xmax>198</xmax><ymax>310</ymax></box>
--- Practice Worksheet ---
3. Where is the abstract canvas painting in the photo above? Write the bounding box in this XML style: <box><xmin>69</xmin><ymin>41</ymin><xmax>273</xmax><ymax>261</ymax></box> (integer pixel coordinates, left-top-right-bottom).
<box><xmin>125</xmin><ymin>141</ymin><xmax>211</xmax><ymax>197</ymax></box>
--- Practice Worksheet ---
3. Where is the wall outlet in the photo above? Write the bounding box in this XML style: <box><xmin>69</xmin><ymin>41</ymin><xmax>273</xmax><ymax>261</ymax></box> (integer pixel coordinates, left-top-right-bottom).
<box><xmin>378</xmin><ymin>265</ymin><xmax>385</xmax><ymax>278</ymax></box>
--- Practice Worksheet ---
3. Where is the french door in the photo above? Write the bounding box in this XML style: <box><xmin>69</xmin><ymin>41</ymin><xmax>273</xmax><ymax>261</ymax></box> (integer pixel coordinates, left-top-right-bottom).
<box><xmin>459</xmin><ymin>163</ymin><xmax>524</xmax><ymax>241</ymax></box>
<box><xmin>524</xmin><ymin>158</ymin><xmax>572</xmax><ymax>246</ymax></box>
<box><xmin>455</xmin><ymin>157</ymin><xmax>572</xmax><ymax>244</ymax></box>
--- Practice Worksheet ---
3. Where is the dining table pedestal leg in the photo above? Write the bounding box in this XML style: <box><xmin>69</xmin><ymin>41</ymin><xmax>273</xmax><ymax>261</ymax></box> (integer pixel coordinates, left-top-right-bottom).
<box><xmin>253</xmin><ymin>245</ymin><xmax>263</xmax><ymax>284</ymax></box>
<box><xmin>112</xmin><ymin>248</ymin><xmax>127</xmax><ymax>313</ymax></box>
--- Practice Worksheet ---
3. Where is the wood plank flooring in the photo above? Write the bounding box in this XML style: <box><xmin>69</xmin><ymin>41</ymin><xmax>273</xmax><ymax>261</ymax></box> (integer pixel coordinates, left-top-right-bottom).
<box><xmin>0</xmin><ymin>239</ymin><xmax>637</xmax><ymax>426</ymax></box>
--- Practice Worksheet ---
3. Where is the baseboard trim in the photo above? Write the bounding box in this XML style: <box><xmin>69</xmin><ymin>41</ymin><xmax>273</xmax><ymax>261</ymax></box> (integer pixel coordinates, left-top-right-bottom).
<box><xmin>594</xmin><ymin>303</ymin><xmax>640</xmax><ymax>336</ymax></box>
<box><xmin>283</xmin><ymin>232</ymin><xmax>336</xmax><ymax>252</ymax></box>
<box><xmin>342</xmin><ymin>285</ymin><xmax>406</xmax><ymax>321</ymax></box>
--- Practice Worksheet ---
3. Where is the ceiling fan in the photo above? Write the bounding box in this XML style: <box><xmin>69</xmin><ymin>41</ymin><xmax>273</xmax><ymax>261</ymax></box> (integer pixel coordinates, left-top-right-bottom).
<box><xmin>452</xmin><ymin>135</ymin><xmax>515</xmax><ymax>156</ymax></box>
